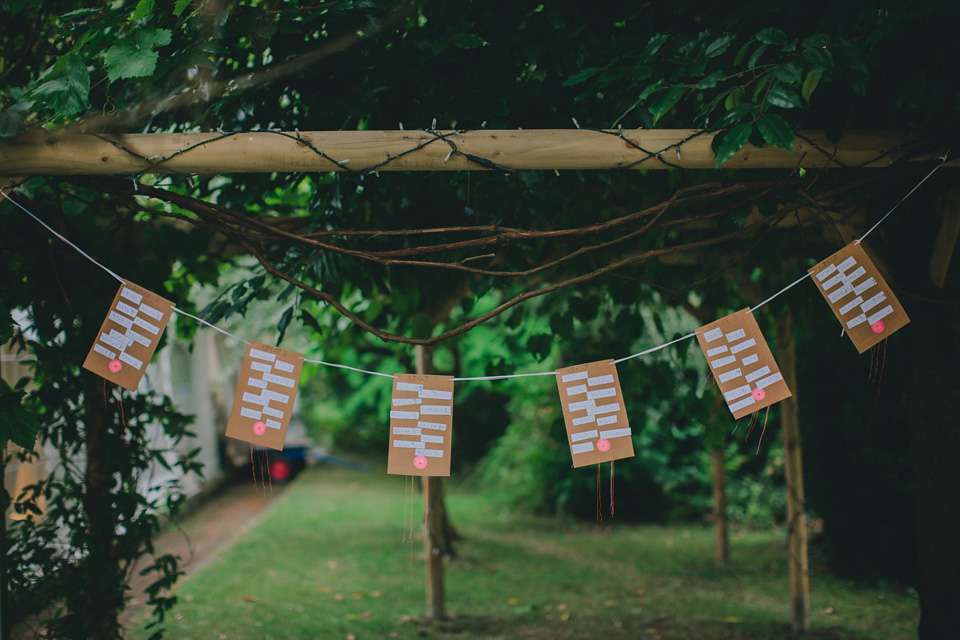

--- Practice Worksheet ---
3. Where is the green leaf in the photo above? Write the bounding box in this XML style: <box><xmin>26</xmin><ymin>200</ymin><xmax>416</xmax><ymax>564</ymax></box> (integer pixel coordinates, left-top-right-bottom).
<box><xmin>0</xmin><ymin>107</ymin><xmax>27</xmax><ymax>137</ymax></box>
<box><xmin>801</xmin><ymin>47</ymin><xmax>833</xmax><ymax>72</ymax></box>
<box><xmin>59</xmin><ymin>7</ymin><xmax>103</xmax><ymax>19</ymax></box>
<box><xmin>713</xmin><ymin>102</ymin><xmax>752</xmax><ymax>129</ymax></box>
<box><xmin>645</xmin><ymin>33</ymin><xmax>670</xmax><ymax>57</ymax></box>
<box><xmin>563</xmin><ymin>67</ymin><xmax>601</xmax><ymax>87</ymax></box>
<box><xmin>714</xmin><ymin>123</ymin><xmax>752</xmax><ymax>167</ymax></box>
<box><xmin>648</xmin><ymin>84</ymin><xmax>685</xmax><ymax>125</ymax></box>
<box><xmin>756</xmin><ymin>113</ymin><xmax>793</xmax><ymax>152</ymax></box>
<box><xmin>801</xmin><ymin>34</ymin><xmax>830</xmax><ymax>50</ymax></box>
<box><xmin>450</xmin><ymin>33</ymin><xmax>487</xmax><ymax>49</ymax></box>
<box><xmin>733</xmin><ymin>40</ymin><xmax>753</xmax><ymax>66</ymax></box>
<box><xmin>747</xmin><ymin>42</ymin><xmax>769</xmax><ymax>68</ymax></box>
<box><xmin>138</xmin><ymin>27</ymin><xmax>172</xmax><ymax>49</ymax></box>
<box><xmin>103</xmin><ymin>29</ymin><xmax>171</xmax><ymax>81</ymax></box>
<box><xmin>299</xmin><ymin>310</ymin><xmax>324</xmax><ymax>335</ymax></box>
<box><xmin>696</xmin><ymin>70</ymin><xmax>722</xmax><ymax>89</ymax></box>
<box><xmin>31</xmin><ymin>54</ymin><xmax>91</xmax><ymax>118</ymax></box>
<box><xmin>751</xmin><ymin>74</ymin><xmax>771</xmax><ymax>102</ymax></box>
<box><xmin>723</xmin><ymin>87</ymin><xmax>745</xmax><ymax>111</ymax></box>
<box><xmin>173</xmin><ymin>0</ymin><xmax>190</xmax><ymax>16</ymax></box>
<box><xmin>801</xmin><ymin>70</ymin><xmax>823</xmax><ymax>102</ymax></box>
<box><xmin>833</xmin><ymin>41</ymin><xmax>869</xmax><ymax>73</ymax></box>
<box><xmin>775</xmin><ymin>61</ymin><xmax>803</xmax><ymax>85</ymax></box>
<box><xmin>704</xmin><ymin>33</ymin><xmax>736</xmax><ymax>58</ymax></box>
<box><xmin>276</xmin><ymin>306</ymin><xmax>294</xmax><ymax>345</ymax></box>
<box><xmin>0</xmin><ymin>382</ymin><xmax>41</xmax><ymax>450</ymax></box>
<box><xmin>755</xmin><ymin>28</ymin><xmax>787</xmax><ymax>46</ymax></box>
<box><xmin>766</xmin><ymin>85</ymin><xmax>802</xmax><ymax>108</ymax></box>
<box><xmin>637</xmin><ymin>79</ymin><xmax>664</xmax><ymax>102</ymax></box>
<box><xmin>131</xmin><ymin>0</ymin><xmax>154</xmax><ymax>21</ymax></box>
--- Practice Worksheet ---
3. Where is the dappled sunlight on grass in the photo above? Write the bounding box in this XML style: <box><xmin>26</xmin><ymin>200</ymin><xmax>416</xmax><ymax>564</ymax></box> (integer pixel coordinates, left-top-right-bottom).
<box><xmin>130</xmin><ymin>464</ymin><xmax>917</xmax><ymax>640</ymax></box>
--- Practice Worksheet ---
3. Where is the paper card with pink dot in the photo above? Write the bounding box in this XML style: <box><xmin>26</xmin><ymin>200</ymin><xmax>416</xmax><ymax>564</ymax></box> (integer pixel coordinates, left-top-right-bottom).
<box><xmin>82</xmin><ymin>281</ymin><xmax>174</xmax><ymax>391</ymax></box>
<box><xmin>697</xmin><ymin>309</ymin><xmax>792</xmax><ymax>419</ymax></box>
<box><xmin>387</xmin><ymin>374</ymin><xmax>454</xmax><ymax>477</ymax></box>
<box><xmin>809</xmin><ymin>242</ymin><xmax>909</xmax><ymax>354</ymax></box>
<box><xmin>555</xmin><ymin>359</ymin><xmax>633</xmax><ymax>468</ymax></box>
<box><xmin>225</xmin><ymin>341</ymin><xmax>303</xmax><ymax>451</ymax></box>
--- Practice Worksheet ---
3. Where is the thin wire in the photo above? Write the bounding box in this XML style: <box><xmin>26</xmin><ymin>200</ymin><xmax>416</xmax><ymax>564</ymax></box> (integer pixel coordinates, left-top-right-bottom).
<box><xmin>452</xmin><ymin>370</ymin><xmax>557</xmax><ymax>381</ymax></box>
<box><xmin>300</xmin><ymin>357</ymin><xmax>397</xmax><ymax>379</ymax></box>
<box><xmin>2</xmin><ymin>190</ymin><xmax>125</xmax><ymax>283</ymax></box>
<box><xmin>748</xmin><ymin>272</ymin><xmax>812</xmax><ymax>315</ymax></box>
<box><xmin>858</xmin><ymin>150</ymin><xmax>949</xmax><ymax>243</ymax></box>
<box><xmin>613</xmin><ymin>332</ymin><xmax>697</xmax><ymax>364</ymax></box>
<box><xmin>172</xmin><ymin>306</ymin><xmax>250</xmax><ymax>344</ymax></box>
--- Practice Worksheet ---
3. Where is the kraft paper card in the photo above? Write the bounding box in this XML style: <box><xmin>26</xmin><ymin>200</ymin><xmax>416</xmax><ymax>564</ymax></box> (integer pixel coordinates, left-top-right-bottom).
<box><xmin>225</xmin><ymin>341</ymin><xmax>303</xmax><ymax>451</ymax></box>
<box><xmin>697</xmin><ymin>309</ymin><xmax>792</xmax><ymax>419</ymax></box>
<box><xmin>387</xmin><ymin>374</ymin><xmax>454</xmax><ymax>477</ymax></box>
<box><xmin>809</xmin><ymin>242</ymin><xmax>909</xmax><ymax>353</ymax></box>
<box><xmin>82</xmin><ymin>281</ymin><xmax>174</xmax><ymax>391</ymax></box>
<box><xmin>555</xmin><ymin>359</ymin><xmax>634</xmax><ymax>467</ymax></box>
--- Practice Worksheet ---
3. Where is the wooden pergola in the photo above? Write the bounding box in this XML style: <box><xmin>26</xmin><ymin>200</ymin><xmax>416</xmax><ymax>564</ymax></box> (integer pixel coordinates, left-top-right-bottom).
<box><xmin>2</xmin><ymin>128</ymin><xmax>956</xmax><ymax>633</ymax></box>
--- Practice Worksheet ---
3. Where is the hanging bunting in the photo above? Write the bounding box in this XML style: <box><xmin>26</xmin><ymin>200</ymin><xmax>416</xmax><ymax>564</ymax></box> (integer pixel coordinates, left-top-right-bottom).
<box><xmin>82</xmin><ymin>281</ymin><xmax>174</xmax><ymax>391</ymax></box>
<box><xmin>387</xmin><ymin>374</ymin><xmax>454</xmax><ymax>476</ymax></box>
<box><xmin>697</xmin><ymin>309</ymin><xmax>791</xmax><ymax>419</ymax></box>
<box><xmin>225</xmin><ymin>341</ymin><xmax>303</xmax><ymax>450</ymax></box>
<box><xmin>555</xmin><ymin>359</ymin><xmax>634</xmax><ymax>467</ymax></box>
<box><xmin>809</xmin><ymin>242</ymin><xmax>910</xmax><ymax>353</ymax></box>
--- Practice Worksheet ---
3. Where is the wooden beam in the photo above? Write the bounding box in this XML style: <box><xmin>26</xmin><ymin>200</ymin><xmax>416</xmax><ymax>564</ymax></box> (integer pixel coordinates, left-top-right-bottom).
<box><xmin>0</xmin><ymin>130</ymin><xmax>950</xmax><ymax>177</ymax></box>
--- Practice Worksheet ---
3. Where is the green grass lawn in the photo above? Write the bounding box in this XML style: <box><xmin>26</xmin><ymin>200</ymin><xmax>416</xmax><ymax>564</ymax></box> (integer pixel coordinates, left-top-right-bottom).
<box><xmin>130</xmin><ymin>463</ymin><xmax>918</xmax><ymax>640</ymax></box>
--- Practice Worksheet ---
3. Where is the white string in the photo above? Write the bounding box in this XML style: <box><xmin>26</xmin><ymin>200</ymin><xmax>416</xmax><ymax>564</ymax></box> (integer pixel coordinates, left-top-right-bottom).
<box><xmin>301</xmin><ymin>357</ymin><xmax>397</xmax><ymax>379</ymax></box>
<box><xmin>748</xmin><ymin>272</ymin><xmax>812</xmax><ymax>314</ymax></box>
<box><xmin>172</xmin><ymin>306</ymin><xmax>250</xmax><ymax>344</ymax></box>
<box><xmin>613</xmin><ymin>332</ymin><xmax>698</xmax><ymax>364</ymax></box>
<box><xmin>1</xmin><ymin>190</ymin><xmax>125</xmax><ymax>284</ymax></box>
<box><xmin>453</xmin><ymin>370</ymin><xmax>557</xmax><ymax>381</ymax></box>
<box><xmin>3</xmin><ymin>156</ymin><xmax>944</xmax><ymax>383</ymax></box>
<box><xmin>858</xmin><ymin>150</ymin><xmax>949</xmax><ymax>243</ymax></box>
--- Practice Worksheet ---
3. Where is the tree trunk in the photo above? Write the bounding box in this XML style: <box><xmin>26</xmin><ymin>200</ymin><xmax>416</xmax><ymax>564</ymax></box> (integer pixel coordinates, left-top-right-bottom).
<box><xmin>710</xmin><ymin>448</ymin><xmax>730</xmax><ymax>569</ymax></box>
<box><xmin>82</xmin><ymin>376</ymin><xmax>123</xmax><ymax>639</ymax></box>
<box><xmin>776</xmin><ymin>310</ymin><xmax>810</xmax><ymax>633</ymax></box>
<box><xmin>415</xmin><ymin>346</ymin><xmax>448</xmax><ymax>621</ymax></box>
<box><xmin>422</xmin><ymin>476</ymin><xmax>447</xmax><ymax>621</ymax></box>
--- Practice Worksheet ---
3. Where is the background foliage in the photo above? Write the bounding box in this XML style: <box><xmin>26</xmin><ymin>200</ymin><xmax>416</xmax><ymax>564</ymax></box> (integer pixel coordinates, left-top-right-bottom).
<box><xmin>3</xmin><ymin>0</ymin><xmax>958</xmax><ymax>636</ymax></box>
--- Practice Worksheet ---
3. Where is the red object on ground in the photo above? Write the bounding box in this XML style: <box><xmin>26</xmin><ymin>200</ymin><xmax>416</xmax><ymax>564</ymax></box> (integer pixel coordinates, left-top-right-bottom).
<box><xmin>269</xmin><ymin>458</ymin><xmax>292</xmax><ymax>483</ymax></box>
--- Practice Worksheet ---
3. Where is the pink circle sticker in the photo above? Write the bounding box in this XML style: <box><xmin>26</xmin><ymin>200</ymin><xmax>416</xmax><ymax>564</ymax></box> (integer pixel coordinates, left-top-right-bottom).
<box><xmin>751</xmin><ymin>387</ymin><xmax>766</xmax><ymax>401</ymax></box>
<box><xmin>871</xmin><ymin>320</ymin><xmax>885</xmax><ymax>334</ymax></box>
<box><xmin>413</xmin><ymin>455</ymin><xmax>428</xmax><ymax>469</ymax></box>
<box><xmin>252</xmin><ymin>421</ymin><xmax>267</xmax><ymax>436</ymax></box>
<box><xmin>596</xmin><ymin>439</ymin><xmax>611</xmax><ymax>452</ymax></box>
<box><xmin>108</xmin><ymin>359</ymin><xmax>123</xmax><ymax>373</ymax></box>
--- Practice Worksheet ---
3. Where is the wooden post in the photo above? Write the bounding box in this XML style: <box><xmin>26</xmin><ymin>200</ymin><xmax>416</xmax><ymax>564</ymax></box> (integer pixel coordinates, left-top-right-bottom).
<box><xmin>416</xmin><ymin>345</ymin><xmax>447</xmax><ymax>621</ymax></box>
<box><xmin>776</xmin><ymin>310</ymin><xmax>810</xmax><ymax>633</ymax></box>
<box><xmin>710</xmin><ymin>449</ymin><xmax>730</xmax><ymax>569</ymax></box>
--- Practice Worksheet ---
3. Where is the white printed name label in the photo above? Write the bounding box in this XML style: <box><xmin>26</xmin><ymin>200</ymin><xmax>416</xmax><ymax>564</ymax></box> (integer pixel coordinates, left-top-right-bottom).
<box><xmin>225</xmin><ymin>341</ymin><xmax>303</xmax><ymax>451</ymax></box>
<box><xmin>388</xmin><ymin>373</ymin><xmax>454</xmax><ymax>476</ymax></box>
<box><xmin>697</xmin><ymin>309</ymin><xmax>792</xmax><ymax>419</ymax></box>
<box><xmin>809</xmin><ymin>242</ymin><xmax>909</xmax><ymax>353</ymax></box>
<box><xmin>555</xmin><ymin>359</ymin><xmax>634</xmax><ymax>467</ymax></box>
<box><xmin>83</xmin><ymin>282</ymin><xmax>175</xmax><ymax>391</ymax></box>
